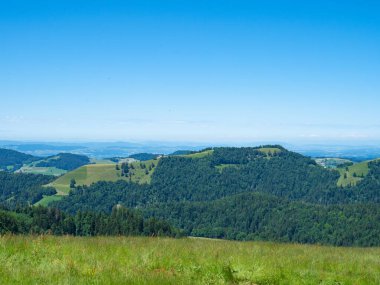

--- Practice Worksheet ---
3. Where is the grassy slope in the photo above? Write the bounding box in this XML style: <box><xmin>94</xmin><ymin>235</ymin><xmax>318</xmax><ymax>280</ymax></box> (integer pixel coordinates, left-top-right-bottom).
<box><xmin>129</xmin><ymin>159</ymin><xmax>158</xmax><ymax>184</ymax></box>
<box><xmin>90</xmin><ymin>158</ymin><xmax>116</xmax><ymax>164</ymax></box>
<box><xmin>47</xmin><ymin>159</ymin><xmax>158</xmax><ymax>195</ymax></box>
<box><xmin>215</xmin><ymin>164</ymin><xmax>239</xmax><ymax>172</ymax></box>
<box><xmin>181</xmin><ymin>149</ymin><xmax>214</xmax><ymax>158</ymax></box>
<box><xmin>17</xmin><ymin>158</ymin><xmax>67</xmax><ymax>176</ymax></box>
<box><xmin>17</xmin><ymin>154</ymin><xmax>92</xmax><ymax>176</ymax></box>
<box><xmin>34</xmin><ymin>195</ymin><xmax>63</xmax><ymax>206</ymax></box>
<box><xmin>257</xmin><ymin>147</ymin><xmax>282</xmax><ymax>154</ymax></box>
<box><xmin>0</xmin><ymin>236</ymin><xmax>379</xmax><ymax>285</ymax></box>
<box><xmin>47</xmin><ymin>164</ymin><xmax>128</xmax><ymax>195</ymax></box>
<box><xmin>17</xmin><ymin>165</ymin><xmax>67</xmax><ymax>176</ymax></box>
<box><xmin>337</xmin><ymin>161</ymin><xmax>370</xmax><ymax>187</ymax></box>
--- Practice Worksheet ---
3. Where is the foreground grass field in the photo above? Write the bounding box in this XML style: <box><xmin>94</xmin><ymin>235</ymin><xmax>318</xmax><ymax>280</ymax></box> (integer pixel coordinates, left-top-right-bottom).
<box><xmin>0</xmin><ymin>236</ymin><xmax>379</xmax><ymax>285</ymax></box>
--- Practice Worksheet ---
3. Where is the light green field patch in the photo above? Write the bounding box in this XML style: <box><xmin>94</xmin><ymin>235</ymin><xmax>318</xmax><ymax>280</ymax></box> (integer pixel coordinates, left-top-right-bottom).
<box><xmin>34</xmin><ymin>195</ymin><xmax>63</xmax><ymax>206</ymax></box>
<box><xmin>17</xmin><ymin>158</ymin><xmax>69</xmax><ymax>176</ymax></box>
<box><xmin>47</xmin><ymin>164</ymin><xmax>127</xmax><ymax>194</ymax></box>
<box><xmin>48</xmin><ymin>160</ymin><xmax>159</xmax><ymax>194</ymax></box>
<box><xmin>181</xmin><ymin>149</ymin><xmax>214</xmax><ymax>159</ymax></box>
<box><xmin>315</xmin><ymin>158</ymin><xmax>353</xmax><ymax>168</ymax></box>
<box><xmin>129</xmin><ymin>159</ymin><xmax>158</xmax><ymax>184</ymax></box>
<box><xmin>17</xmin><ymin>165</ymin><xmax>67</xmax><ymax>176</ymax></box>
<box><xmin>0</xmin><ymin>236</ymin><xmax>379</xmax><ymax>284</ymax></box>
<box><xmin>90</xmin><ymin>158</ymin><xmax>116</xmax><ymax>164</ymax></box>
<box><xmin>215</xmin><ymin>164</ymin><xmax>239</xmax><ymax>172</ymax></box>
<box><xmin>337</xmin><ymin>161</ymin><xmax>370</xmax><ymax>187</ymax></box>
<box><xmin>257</xmin><ymin>147</ymin><xmax>282</xmax><ymax>155</ymax></box>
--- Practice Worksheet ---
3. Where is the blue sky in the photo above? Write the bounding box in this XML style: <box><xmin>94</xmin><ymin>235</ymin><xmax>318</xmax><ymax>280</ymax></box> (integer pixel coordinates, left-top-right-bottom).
<box><xmin>1</xmin><ymin>0</ymin><xmax>379</xmax><ymax>143</ymax></box>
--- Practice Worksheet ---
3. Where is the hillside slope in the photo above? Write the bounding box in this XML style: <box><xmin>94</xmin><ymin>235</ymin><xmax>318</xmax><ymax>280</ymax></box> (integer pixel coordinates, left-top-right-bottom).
<box><xmin>48</xmin><ymin>159</ymin><xmax>158</xmax><ymax>195</ymax></box>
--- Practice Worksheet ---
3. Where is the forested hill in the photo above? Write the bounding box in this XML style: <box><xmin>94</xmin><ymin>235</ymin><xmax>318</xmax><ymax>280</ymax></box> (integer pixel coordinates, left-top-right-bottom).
<box><xmin>128</xmin><ymin>153</ymin><xmax>159</xmax><ymax>161</ymax></box>
<box><xmin>54</xmin><ymin>146</ymin><xmax>380</xmax><ymax>246</ymax></box>
<box><xmin>35</xmin><ymin>153</ymin><xmax>90</xmax><ymax>171</ymax></box>
<box><xmin>0</xmin><ymin>148</ymin><xmax>38</xmax><ymax>171</ymax></box>
<box><xmin>0</xmin><ymin>171</ymin><xmax>56</xmax><ymax>206</ymax></box>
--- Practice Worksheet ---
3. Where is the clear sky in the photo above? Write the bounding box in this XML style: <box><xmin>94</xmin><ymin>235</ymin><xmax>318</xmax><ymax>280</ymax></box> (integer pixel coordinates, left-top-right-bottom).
<box><xmin>1</xmin><ymin>0</ymin><xmax>379</xmax><ymax>143</ymax></box>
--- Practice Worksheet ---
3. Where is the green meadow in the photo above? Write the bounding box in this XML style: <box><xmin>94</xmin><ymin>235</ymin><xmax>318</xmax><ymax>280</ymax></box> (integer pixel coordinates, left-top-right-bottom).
<box><xmin>17</xmin><ymin>164</ymin><xmax>67</xmax><ymax>176</ymax></box>
<box><xmin>0</xmin><ymin>236</ymin><xmax>379</xmax><ymax>285</ymax></box>
<box><xmin>34</xmin><ymin>195</ymin><xmax>65</xmax><ymax>207</ymax></box>
<box><xmin>181</xmin><ymin>149</ymin><xmax>214</xmax><ymax>158</ymax></box>
<box><xmin>337</xmin><ymin>160</ymin><xmax>370</xmax><ymax>187</ymax></box>
<box><xmin>46</xmin><ymin>159</ymin><xmax>158</xmax><ymax>196</ymax></box>
<box><xmin>46</xmin><ymin>164</ymin><xmax>125</xmax><ymax>195</ymax></box>
<box><xmin>128</xmin><ymin>159</ymin><xmax>158</xmax><ymax>184</ymax></box>
<box><xmin>257</xmin><ymin>147</ymin><xmax>282</xmax><ymax>155</ymax></box>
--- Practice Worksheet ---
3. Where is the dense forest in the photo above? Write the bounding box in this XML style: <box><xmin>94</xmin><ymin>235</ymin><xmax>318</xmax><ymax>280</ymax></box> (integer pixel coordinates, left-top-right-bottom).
<box><xmin>35</xmin><ymin>153</ymin><xmax>90</xmax><ymax>171</ymax></box>
<box><xmin>0</xmin><ymin>148</ymin><xmax>38</xmax><ymax>171</ymax></box>
<box><xmin>53</xmin><ymin>146</ymin><xmax>380</xmax><ymax>246</ymax></box>
<box><xmin>0</xmin><ymin>171</ymin><xmax>56</xmax><ymax>206</ymax></box>
<box><xmin>0</xmin><ymin>205</ymin><xmax>178</xmax><ymax>237</ymax></box>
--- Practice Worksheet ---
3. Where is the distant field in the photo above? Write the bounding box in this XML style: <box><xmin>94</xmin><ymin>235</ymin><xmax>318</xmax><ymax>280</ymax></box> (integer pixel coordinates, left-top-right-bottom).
<box><xmin>35</xmin><ymin>194</ymin><xmax>63</xmax><ymax>206</ymax></box>
<box><xmin>17</xmin><ymin>159</ymin><xmax>68</xmax><ymax>176</ymax></box>
<box><xmin>315</xmin><ymin>157</ymin><xmax>353</xmax><ymax>168</ymax></box>
<box><xmin>337</xmin><ymin>160</ymin><xmax>370</xmax><ymax>187</ymax></box>
<box><xmin>90</xmin><ymin>158</ymin><xmax>116</xmax><ymax>164</ymax></box>
<box><xmin>257</xmin><ymin>147</ymin><xmax>282</xmax><ymax>155</ymax></box>
<box><xmin>47</xmin><ymin>159</ymin><xmax>159</xmax><ymax>195</ymax></box>
<box><xmin>181</xmin><ymin>149</ymin><xmax>214</xmax><ymax>158</ymax></box>
<box><xmin>0</xmin><ymin>236</ymin><xmax>379</xmax><ymax>285</ymax></box>
<box><xmin>17</xmin><ymin>165</ymin><xmax>67</xmax><ymax>176</ymax></box>
<box><xmin>215</xmin><ymin>163</ymin><xmax>239</xmax><ymax>172</ymax></box>
<box><xmin>180</xmin><ymin>148</ymin><xmax>281</xmax><ymax>160</ymax></box>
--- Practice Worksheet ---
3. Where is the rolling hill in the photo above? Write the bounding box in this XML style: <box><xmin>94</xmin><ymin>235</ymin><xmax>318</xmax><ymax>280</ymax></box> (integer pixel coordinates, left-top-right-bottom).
<box><xmin>46</xmin><ymin>159</ymin><xmax>159</xmax><ymax>195</ymax></box>
<box><xmin>53</xmin><ymin>145</ymin><xmax>380</xmax><ymax>246</ymax></box>
<box><xmin>0</xmin><ymin>148</ymin><xmax>38</xmax><ymax>171</ymax></box>
<box><xmin>17</xmin><ymin>153</ymin><xmax>90</xmax><ymax>176</ymax></box>
<box><xmin>128</xmin><ymin>153</ymin><xmax>160</xmax><ymax>161</ymax></box>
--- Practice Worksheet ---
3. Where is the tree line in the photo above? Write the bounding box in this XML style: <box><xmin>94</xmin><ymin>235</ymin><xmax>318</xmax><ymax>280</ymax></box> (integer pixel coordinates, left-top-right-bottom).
<box><xmin>0</xmin><ymin>204</ymin><xmax>179</xmax><ymax>237</ymax></box>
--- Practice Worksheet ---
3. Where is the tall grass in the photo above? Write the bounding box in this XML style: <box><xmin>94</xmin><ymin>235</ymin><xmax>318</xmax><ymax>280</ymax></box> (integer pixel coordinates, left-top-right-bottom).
<box><xmin>0</xmin><ymin>235</ymin><xmax>379</xmax><ymax>284</ymax></box>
